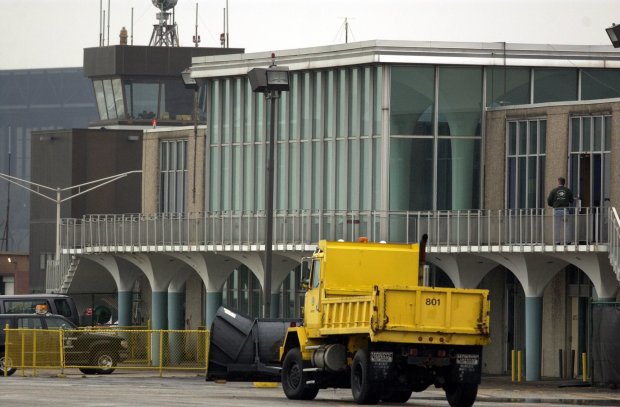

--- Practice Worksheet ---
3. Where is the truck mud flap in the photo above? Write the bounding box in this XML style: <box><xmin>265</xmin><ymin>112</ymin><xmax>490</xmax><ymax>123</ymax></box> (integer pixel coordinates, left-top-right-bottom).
<box><xmin>451</xmin><ymin>347</ymin><xmax>482</xmax><ymax>384</ymax></box>
<box><xmin>206</xmin><ymin>306</ymin><xmax>301</xmax><ymax>382</ymax></box>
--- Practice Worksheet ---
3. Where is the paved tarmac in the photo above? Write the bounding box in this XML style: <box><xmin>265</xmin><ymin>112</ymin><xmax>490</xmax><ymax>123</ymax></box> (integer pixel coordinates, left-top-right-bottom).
<box><xmin>0</xmin><ymin>372</ymin><xmax>618</xmax><ymax>406</ymax></box>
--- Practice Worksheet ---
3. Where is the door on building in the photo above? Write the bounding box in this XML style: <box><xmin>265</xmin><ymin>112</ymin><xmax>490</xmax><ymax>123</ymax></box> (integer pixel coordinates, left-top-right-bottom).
<box><xmin>569</xmin><ymin>116</ymin><xmax>611</xmax><ymax>242</ymax></box>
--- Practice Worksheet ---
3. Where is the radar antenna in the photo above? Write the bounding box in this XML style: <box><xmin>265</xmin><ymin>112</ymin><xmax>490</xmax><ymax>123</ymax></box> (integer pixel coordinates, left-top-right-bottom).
<box><xmin>149</xmin><ymin>0</ymin><xmax>179</xmax><ymax>47</ymax></box>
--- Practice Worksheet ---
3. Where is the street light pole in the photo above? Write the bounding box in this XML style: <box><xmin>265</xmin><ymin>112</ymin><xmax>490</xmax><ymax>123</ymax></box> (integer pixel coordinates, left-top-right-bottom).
<box><xmin>263</xmin><ymin>89</ymin><xmax>279</xmax><ymax>318</ymax></box>
<box><xmin>248</xmin><ymin>55</ymin><xmax>290</xmax><ymax>318</ymax></box>
<box><xmin>0</xmin><ymin>170</ymin><xmax>142</xmax><ymax>261</ymax></box>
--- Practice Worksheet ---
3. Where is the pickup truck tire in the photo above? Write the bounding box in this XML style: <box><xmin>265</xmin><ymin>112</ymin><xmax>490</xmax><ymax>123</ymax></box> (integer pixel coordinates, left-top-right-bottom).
<box><xmin>0</xmin><ymin>352</ymin><xmax>16</xmax><ymax>377</ymax></box>
<box><xmin>351</xmin><ymin>349</ymin><xmax>380</xmax><ymax>405</ymax></box>
<box><xmin>281</xmin><ymin>348</ymin><xmax>318</xmax><ymax>400</ymax></box>
<box><xmin>444</xmin><ymin>383</ymin><xmax>478</xmax><ymax>407</ymax></box>
<box><xmin>92</xmin><ymin>349</ymin><xmax>117</xmax><ymax>375</ymax></box>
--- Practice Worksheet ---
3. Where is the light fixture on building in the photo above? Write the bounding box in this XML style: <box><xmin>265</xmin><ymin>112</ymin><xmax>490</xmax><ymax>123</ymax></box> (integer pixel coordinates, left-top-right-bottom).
<box><xmin>606</xmin><ymin>24</ymin><xmax>620</xmax><ymax>48</ymax></box>
<box><xmin>7</xmin><ymin>257</ymin><xmax>16</xmax><ymax>265</ymax></box>
<box><xmin>248</xmin><ymin>54</ymin><xmax>290</xmax><ymax>318</ymax></box>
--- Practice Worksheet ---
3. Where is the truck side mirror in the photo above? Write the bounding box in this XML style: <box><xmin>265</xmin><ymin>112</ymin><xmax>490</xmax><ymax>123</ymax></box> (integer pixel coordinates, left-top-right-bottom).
<box><xmin>301</xmin><ymin>278</ymin><xmax>310</xmax><ymax>290</ymax></box>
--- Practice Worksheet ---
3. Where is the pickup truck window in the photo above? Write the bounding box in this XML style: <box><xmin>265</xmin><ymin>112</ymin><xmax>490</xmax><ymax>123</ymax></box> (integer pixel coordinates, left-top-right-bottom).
<box><xmin>18</xmin><ymin>317</ymin><xmax>42</xmax><ymax>329</ymax></box>
<box><xmin>45</xmin><ymin>316</ymin><xmax>74</xmax><ymax>329</ymax></box>
<box><xmin>54</xmin><ymin>300</ymin><xmax>73</xmax><ymax>318</ymax></box>
<box><xmin>311</xmin><ymin>260</ymin><xmax>321</xmax><ymax>289</ymax></box>
<box><xmin>4</xmin><ymin>300</ymin><xmax>50</xmax><ymax>314</ymax></box>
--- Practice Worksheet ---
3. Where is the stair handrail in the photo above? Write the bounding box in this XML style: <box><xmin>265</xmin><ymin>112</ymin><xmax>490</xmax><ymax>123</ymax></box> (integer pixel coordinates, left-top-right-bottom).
<box><xmin>608</xmin><ymin>206</ymin><xmax>620</xmax><ymax>282</ymax></box>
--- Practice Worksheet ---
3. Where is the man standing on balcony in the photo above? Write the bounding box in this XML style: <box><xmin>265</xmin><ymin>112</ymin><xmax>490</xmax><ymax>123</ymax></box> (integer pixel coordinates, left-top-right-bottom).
<box><xmin>547</xmin><ymin>177</ymin><xmax>574</xmax><ymax>244</ymax></box>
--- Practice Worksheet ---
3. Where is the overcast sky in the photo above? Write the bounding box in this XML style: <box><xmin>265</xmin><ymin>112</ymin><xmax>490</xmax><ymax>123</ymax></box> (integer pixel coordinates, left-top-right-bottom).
<box><xmin>2</xmin><ymin>0</ymin><xmax>620</xmax><ymax>70</ymax></box>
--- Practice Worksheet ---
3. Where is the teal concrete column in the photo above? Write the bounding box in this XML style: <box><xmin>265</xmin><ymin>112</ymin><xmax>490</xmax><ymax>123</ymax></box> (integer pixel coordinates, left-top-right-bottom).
<box><xmin>270</xmin><ymin>293</ymin><xmax>280</xmax><ymax>318</ymax></box>
<box><xmin>168</xmin><ymin>292</ymin><xmax>184</xmax><ymax>365</ymax></box>
<box><xmin>117</xmin><ymin>291</ymin><xmax>132</xmax><ymax>327</ymax></box>
<box><xmin>151</xmin><ymin>291</ymin><xmax>168</xmax><ymax>366</ymax></box>
<box><xmin>525</xmin><ymin>296</ymin><xmax>543</xmax><ymax>381</ymax></box>
<box><xmin>205</xmin><ymin>291</ymin><xmax>223</xmax><ymax>330</ymax></box>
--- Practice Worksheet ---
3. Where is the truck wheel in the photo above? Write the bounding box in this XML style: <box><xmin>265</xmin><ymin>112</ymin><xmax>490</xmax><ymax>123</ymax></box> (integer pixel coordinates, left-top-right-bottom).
<box><xmin>92</xmin><ymin>349</ymin><xmax>117</xmax><ymax>375</ymax></box>
<box><xmin>382</xmin><ymin>388</ymin><xmax>412</xmax><ymax>403</ymax></box>
<box><xmin>351</xmin><ymin>349</ymin><xmax>380</xmax><ymax>405</ymax></box>
<box><xmin>0</xmin><ymin>352</ymin><xmax>16</xmax><ymax>377</ymax></box>
<box><xmin>445</xmin><ymin>383</ymin><xmax>478</xmax><ymax>407</ymax></box>
<box><xmin>281</xmin><ymin>348</ymin><xmax>318</xmax><ymax>400</ymax></box>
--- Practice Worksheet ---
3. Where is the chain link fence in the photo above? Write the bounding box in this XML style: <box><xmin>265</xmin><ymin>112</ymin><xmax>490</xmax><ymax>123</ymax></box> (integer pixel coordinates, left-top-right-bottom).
<box><xmin>3</xmin><ymin>327</ymin><xmax>209</xmax><ymax>377</ymax></box>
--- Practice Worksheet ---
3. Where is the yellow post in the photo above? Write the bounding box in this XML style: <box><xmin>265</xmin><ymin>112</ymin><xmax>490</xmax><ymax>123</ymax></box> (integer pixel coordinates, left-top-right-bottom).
<box><xmin>32</xmin><ymin>330</ymin><xmax>38</xmax><ymax>377</ymax></box>
<box><xmin>20</xmin><ymin>330</ymin><xmax>25</xmax><ymax>377</ymax></box>
<box><xmin>147</xmin><ymin>320</ymin><xmax>152</xmax><ymax>365</ymax></box>
<box><xmin>517</xmin><ymin>350</ymin><xmax>523</xmax><ymax>382</ymax></box>
<box><xmin>4</xmin><ymin>326</ymin><xmax>9</xmax><ymax>377</ymax></box>
<box><xmin>4</xmin><ymin>324</ymin><xmax>9</xmax><ymax>377</ymax></box>
<box><xmin>511</xmin><ymin>350</ymin><xmax>516</xmax><ymax>382</ymax></box>
<box><xmin>582</xmin><ymin>352</ymin><xmax>587</xmax><ymax>382</ymax></box>
<box><xmin>159</xmin><ymin>330</ymin><xmax>163</xmax><ymax>378</ymax></box>
<box><xmin>59</xmin><ymin>329</ymin><xmax>65</xmax><ymax>377</ymax></box>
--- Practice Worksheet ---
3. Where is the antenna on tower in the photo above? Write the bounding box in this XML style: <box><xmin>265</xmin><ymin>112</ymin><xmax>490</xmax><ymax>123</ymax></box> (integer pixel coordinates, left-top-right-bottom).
<box><xmin>149</xmin><ymin>0</ymin><xmax>180</xmax><ymax>47</ymax></box>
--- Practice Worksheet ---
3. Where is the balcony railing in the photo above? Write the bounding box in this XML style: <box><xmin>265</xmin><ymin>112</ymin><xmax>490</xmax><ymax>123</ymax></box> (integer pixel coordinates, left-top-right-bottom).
<box><xmin>59</xmin><ymin>207</ymin><xmax>611</xmax><ymax>252</ymax></box>
<box><xmin>47</xmin><ymin>207</ymin><xmax>620</xmax><ymax>294</ymax></box>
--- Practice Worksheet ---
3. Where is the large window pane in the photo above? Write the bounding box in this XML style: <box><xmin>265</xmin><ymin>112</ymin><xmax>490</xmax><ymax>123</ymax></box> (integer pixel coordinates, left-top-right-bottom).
<box><xmin>103</xmin><ymin>79</ymin><xmax>117</xmax><ymax>119</ymax></box>
<box><xmin>534</xmin><ymin>68</ymin><xmax>577</xmax><ymax>103</ymax></box>
<box><xmin>159</xmin><ymin>140</ymin><xmax>187</xmax><ymax>213</ymax></box>
<box><xmin>437</xmin><ymin>138</ymin><xmax>480</xmax><ymax>210</ymax></box>
<box><xmin>581</xmin><ymin>69</ymin><xmax>620</xmax><ymax>100</ymax></box>
<box><xmin>389</xmin><ymin>138</ymin><xmax>433</xmax><ymax>210</ymax></box>
<box><xmin>506</xmin><ymin>119</ymin><xmax>547</xmax><ymax>209</ymax></box>
<box><xmin>486</xmin><ymin>67</ymin><xmax>530</xmax><ymax>107</ymax></box>
<box><xmin>438</xmin><ymin>67</ymin><xmax>482</xmax><ymax>137</ymax></box>
<box><xmin>125</xmin><ymin>81</ymin><xmax>159</xmax><ymax>120</ymax></box>
<box><xmin>93</xmin><ymin>80</ymin><xmax>108</xmax><ymax>121</ymax></box>
<box><xmin>390</xmin><ymin>66</ymin><xmax>435</xmax><ymax>135</ymax></box>
<box><xmin>112</xmin><ymin>79</ymin><xmax>125</xmax><ymax>119</ymax></box>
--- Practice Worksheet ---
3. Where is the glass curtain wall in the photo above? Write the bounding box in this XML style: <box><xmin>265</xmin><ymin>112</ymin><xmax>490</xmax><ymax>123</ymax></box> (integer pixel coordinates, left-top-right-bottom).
<box><xmin>221</xmin><ymin>266</ymin><xmax>262</xmax><ymax>317</ymax></box>
<box><xmin>206</xmin><ymin>66</ymin><xmax>383</xmax><ymax>214</ymax></box>
<box><xmin>505</xmin><ymin>119</ymin><xmax>547</xmax><ymax>209</ymax></box>
<box><xmin>389</xmin><ymin>66</ymin><xmax>482</xmax><ymax>211</ymax></box>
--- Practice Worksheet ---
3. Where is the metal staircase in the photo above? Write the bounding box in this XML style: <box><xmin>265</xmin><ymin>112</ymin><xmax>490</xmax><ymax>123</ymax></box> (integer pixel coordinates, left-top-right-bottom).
<box><xmin>46</xmin><ymin>254</ymin><xmax>79</xmax><ymax>294</ymax></box>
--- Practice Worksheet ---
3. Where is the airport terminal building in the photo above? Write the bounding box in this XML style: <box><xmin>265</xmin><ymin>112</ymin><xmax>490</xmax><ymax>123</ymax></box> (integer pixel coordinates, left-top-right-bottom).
<box><xmin>43</xmin><ymin>41</ymin><xmax>620</xmax><ymax>381</ymax></box>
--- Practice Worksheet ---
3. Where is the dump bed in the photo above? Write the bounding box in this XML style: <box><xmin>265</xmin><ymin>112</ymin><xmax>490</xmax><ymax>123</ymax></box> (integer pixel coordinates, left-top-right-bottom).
<box><xmin>320</xmin><ymin>285</ymin><xmax>490</xmax><ymax>346</ymax></box>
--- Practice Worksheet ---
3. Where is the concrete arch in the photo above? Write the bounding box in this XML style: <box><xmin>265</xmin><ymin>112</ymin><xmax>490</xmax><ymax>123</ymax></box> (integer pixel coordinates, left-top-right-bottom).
<box><xmin>548</xmin><ymin>252</ymin><xmax>619</xmax><ymax>300</ymax></box>
<box><xmin>427</xmin><ymin>253</ymin><xmax>497</xmax><ymax>288</ymax></box>
<box><xmin>81</xmin><ymin>255</ymin><xmax>142</xmax><ymax>292</ymax></box>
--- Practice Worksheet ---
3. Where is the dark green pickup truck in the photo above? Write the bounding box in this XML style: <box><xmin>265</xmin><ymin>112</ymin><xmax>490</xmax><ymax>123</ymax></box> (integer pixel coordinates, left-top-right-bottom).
<box><xmin>0</xmin><ymin>313</ymin><xmax>129</xmax><ymax>376</ymax></box>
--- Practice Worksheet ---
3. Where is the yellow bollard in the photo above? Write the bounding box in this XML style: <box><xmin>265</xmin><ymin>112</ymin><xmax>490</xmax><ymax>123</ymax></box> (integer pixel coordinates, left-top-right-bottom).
<box><xmin>517</xmin><ymin>350</ymin><xmax>522</xmax><ymax>382</ymax></box>
<box><xmin>511</xmin><ymin>350</ymin><xmax>516</xmax><ymax>382</ymax></box>
<box><xmin>582</xmin><ymin>352</ymin><xmax>587</xmax><ymax>382</ymax></box>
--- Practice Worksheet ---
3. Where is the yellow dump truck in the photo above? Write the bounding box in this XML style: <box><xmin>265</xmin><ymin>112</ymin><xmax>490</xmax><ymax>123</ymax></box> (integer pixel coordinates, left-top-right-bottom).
<box><xmin>207</xmin><ymin>238</ymin><xmax>490</xmax><ymax>407</ymax></box>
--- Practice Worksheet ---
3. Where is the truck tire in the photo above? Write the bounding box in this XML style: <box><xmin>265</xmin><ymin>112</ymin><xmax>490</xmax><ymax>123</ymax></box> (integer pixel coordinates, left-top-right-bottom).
<box><xmin>0</xmin><ymin>352</ymin><xmax>16</xmax><ymax>377</ymax></box>
<box><xmin>281</xmin><ymin>348</ymin><xmax>319</xmax><ymax>400</ymax></box>
<box><xmin>92</xmin><ymin>349</ymin><xmax>118</xmax><ymax>375</ymax></box>
<box><xmin>445</xmin><ymin>383</ymin><xmax>478</xmax><ymax>407</ymax></box>
<box><xmin>351</xmin><ymin>349</ymin><xmax>380</xmax><ymax>405</ymax></box>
